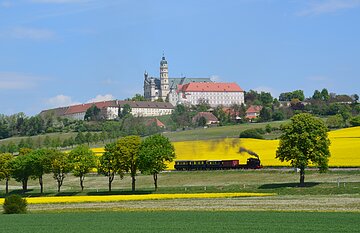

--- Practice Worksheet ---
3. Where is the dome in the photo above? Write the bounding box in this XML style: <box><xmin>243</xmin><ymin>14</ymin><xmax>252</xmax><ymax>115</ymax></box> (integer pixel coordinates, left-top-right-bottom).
<box><xmin>160</xmin><ymin>56</ymin><xmax>167</xmax><ymax>65</ymax></box>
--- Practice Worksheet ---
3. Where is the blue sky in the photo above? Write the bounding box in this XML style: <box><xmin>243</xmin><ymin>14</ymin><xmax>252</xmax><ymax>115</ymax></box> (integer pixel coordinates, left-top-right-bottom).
<box><xmin>1</xmin><ymin>0</ymin><xmax>359</xmax><ymax>116</ymax></box>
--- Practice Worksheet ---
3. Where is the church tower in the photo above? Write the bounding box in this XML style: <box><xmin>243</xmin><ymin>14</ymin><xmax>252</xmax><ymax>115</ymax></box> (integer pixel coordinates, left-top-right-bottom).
<box><xmin>160</xmin><ymin>55</ymin><xmax>169</xmax><ymax>101</ymax></box>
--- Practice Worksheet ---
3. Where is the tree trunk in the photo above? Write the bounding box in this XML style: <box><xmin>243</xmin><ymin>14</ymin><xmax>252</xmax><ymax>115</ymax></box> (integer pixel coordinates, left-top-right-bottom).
<box><xmin>22</xmin><ymin>179</ymin><xmax>28</xmax><ymax>192</ymax></box>
<box><xmin>5</xmin><ymin>177</ymin><xmax>9</xmax><ymax>194</ymax></box>
<box><xmin>153</xmin><ymin>173</ymin><xmax>158</xmax><ymax>191</ymax></box>
<box><xmin>299</xmin><ymin>166</ymin><xmax>305</xmax><ymax>187</ymax></box>
<box><xmin>57</xmin><ymin>181</ymin><xmax>62</xmax><ymax>193</ymax></box>
<box><xmin>39</xmin><ymin>175</ymin><xmax>43</xmax><ymax>194</ymax></box>
<box><xmin>131</xmin><ymin>175</ymin><xmax>136</xmax><ymax>192</ymax></box>
<box><xmin>80</xmin><ymin>176</ymin><xmax>84</xmax><ymax>191</ymax></box>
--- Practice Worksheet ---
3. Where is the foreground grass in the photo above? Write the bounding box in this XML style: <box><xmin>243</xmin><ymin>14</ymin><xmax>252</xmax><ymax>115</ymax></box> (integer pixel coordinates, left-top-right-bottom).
<box><xmin>1</xmin><ymin>211</ymin><xmax>359</xmax><ymax>233</ymax></box>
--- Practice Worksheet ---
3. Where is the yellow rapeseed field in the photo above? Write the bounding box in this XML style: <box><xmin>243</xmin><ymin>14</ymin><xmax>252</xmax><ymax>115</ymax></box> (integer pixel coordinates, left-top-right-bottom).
<box><xmin>0</xmin><ymin>193</ymin><xmax>274</xmax><ymax>204</ymax></box>
<box><xmin>91</xmin><ymin>126</ymin><xmax>360</xmax><ymax>169</ymax></box>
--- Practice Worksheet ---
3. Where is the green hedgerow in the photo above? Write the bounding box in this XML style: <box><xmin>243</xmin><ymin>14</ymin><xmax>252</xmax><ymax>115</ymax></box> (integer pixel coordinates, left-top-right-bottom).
<box><xmin>3</xmin><ymin>194</ymin><xmax>27</xmax><ymax>214</ymax></box>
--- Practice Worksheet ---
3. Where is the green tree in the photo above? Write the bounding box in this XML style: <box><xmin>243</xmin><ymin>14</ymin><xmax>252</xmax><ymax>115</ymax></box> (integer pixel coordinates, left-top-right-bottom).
<box><xmin>85</xmin><ymin>132</ymin><xmax>93</xmax><ymax>146</ymax></box>
<box><xmin>197</xmin><ymin>116</ymin><xmax>207</xmax><ymax>127</ymax></box>
<box><xmin>98</xmin><ymin>143</ymin><xmax>124</xmax><ymax>192</ymax></box>
<box><xmin>69</xmin><ymin>145</ymin><xmax>96</xmax><ymax>191</ymax></box>
<box><xmin>9</xmin><ymin>153</ymin><xmax>33</xmax><ymax>192</ymax></box>
<box><xmin>138</xmin><ymin>134</ymin><xmax>175</xmax><ymax>191</ymax></box>
<box><xmin>312</xmin><ymin>90</ymin><xmax>322</xmax><ymax>100</ymax></box>
<box><xmin>84</xmin><ymin>104</ymin><xmax>101</xmax><ymax>121</ymax></box>
<box><xmin>272</xmin><ymin>110</ymin><xmax>285</xmax><ymax>121</ymax></box>
<box><xmin>43</xmin><ymin>135</ymin><xmax>51</xmax><ymax>148</ymax></box>
<box><xmin>171</xmin><ymin>104</ymin><xmax>192</xmax><ymax>129</ymax></box>
<box><xmin>28</xmin><ymin>149</ymin><xmax>53</xmax><ymax>194</ymax></box>
<box><xmin>114</xmin><ymin>136</ymin><xmax>141</xmax><ymax>192</ymax></box>
<box><xmin>321</xmin><ymin>88</ymin><xmax>330</xmax><ymax>101</ymax></box>
<box><xmin>350</xmin><ymin>116</ymin><xmax>360</xmax><ymax>126</ymax></box>
<box><xmin>259</xmin><ymin>107</ymin><xmax>272</xmax><ymax>122</ymax></box>
<box><xmin>276</xmin><ymin>113</ymin><xmax>331</xmax><ymax>187</ymax></box>
<box><xmin>50</xmin><ymin>150</ymin><xmax>71</xmax><ymax>192</ymax></box>
<box><xmin>75</xmin><ymin>131</ymin><xmax>85</xmax><ymax>145</ymax></box>
<box><xmin>0</xmin><ymin>153</ymin><xmax>14</xmax><ymax>194</ymax></box>
<box><xmin>128</xmin><ymin>94</ymin><xmax>146</xmax><ymax>101</ymax></box>
<box><xmin>119</xmin><ymin>104</ymin><xmax>132</xmax><ymax>119</ymax></box>
<box><xmin>326</xmin><ymin>114</ymin><xmax>344</xmax><ymax>129</ymax></box>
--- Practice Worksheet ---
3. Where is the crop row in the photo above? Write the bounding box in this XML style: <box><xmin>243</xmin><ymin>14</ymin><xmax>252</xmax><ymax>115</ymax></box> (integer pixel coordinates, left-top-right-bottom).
<box><xmin>0</xmin><ymin>192</ymin><xmax>275</xmax><ymax>204</ymax></box>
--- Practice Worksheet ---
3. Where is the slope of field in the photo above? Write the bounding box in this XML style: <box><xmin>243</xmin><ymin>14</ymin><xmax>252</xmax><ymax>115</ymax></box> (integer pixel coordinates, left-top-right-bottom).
<box><xmin>91</xmin><ymin>127</ymin><xmax>360</xmax><ymax>168</ymax></box>
<box><xmin>168</xmin><ymin>127</ymin><xmax>360</xmax><ymax>168</ymax></box>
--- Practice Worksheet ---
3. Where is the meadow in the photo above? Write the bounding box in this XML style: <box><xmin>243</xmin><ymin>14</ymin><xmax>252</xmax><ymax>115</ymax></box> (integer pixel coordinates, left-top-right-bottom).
<box><xmin>0</xmin><ymin>211</ymin><xmax>359</xmax><ymax>233</ymax></box>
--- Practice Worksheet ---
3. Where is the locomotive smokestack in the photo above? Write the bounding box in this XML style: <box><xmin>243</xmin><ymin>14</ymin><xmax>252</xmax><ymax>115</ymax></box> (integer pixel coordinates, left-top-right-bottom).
<box><xmin>239</xmin><ymin>147</ymin><xmax>259</xmax><ymax>159</ymax></box>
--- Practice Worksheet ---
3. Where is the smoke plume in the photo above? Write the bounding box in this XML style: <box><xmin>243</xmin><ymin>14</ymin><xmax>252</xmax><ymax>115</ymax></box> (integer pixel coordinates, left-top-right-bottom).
<box><xmin>239</xmin><ymin>147</ymin><xmax>259</xmax><ymax>159</ymax></box>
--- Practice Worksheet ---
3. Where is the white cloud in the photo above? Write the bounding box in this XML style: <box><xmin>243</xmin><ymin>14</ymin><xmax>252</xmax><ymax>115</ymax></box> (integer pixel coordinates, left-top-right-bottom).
<box><xmin>87</xmin><ymin>94</ymin><xmax>115</xmax><ymax>103</ymax></box>
<box><xmin>210</xmin><ymin>75</ymin><xmax>222</xmax><ymax>82</ymax></box>
<box><xmin>0</xmin><ymin>72</ymin><xmax>42</xmax><ymax>90</ymax></box>
<box><xmin>6</xmin><ymin>27</ymin><xmax>55</xmax><ymax>40</ymax></box>
<box><xmin>297</xmin><ymin>0</ymin><xmax>360</xmax><ymax>16</ymax></box>
<box><xmin>46</xmin><ymin>95</ymin><xmax>80</xmax><ymax>108</ymax></box>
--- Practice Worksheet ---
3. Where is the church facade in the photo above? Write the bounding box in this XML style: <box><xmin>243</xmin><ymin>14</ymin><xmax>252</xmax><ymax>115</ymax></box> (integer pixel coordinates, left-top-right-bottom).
<box><xmin>143</xmin><ymin>56</ymin><xmax>212</xmax><ymax>105</ymax></box>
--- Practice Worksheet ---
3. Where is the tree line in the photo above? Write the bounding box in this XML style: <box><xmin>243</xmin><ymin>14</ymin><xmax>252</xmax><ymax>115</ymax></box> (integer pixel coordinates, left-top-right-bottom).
<box><xmin>0</xmin><ymin>134</ymin><xmax>175</xmax><ymax>194</ymax></box>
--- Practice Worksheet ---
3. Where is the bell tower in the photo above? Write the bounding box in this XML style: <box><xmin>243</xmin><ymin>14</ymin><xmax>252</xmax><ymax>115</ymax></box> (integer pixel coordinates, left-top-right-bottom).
<box><xmin>160</xmin><ymin>54</ymin><xmax>169</xmax><ymax>101</ymax></box>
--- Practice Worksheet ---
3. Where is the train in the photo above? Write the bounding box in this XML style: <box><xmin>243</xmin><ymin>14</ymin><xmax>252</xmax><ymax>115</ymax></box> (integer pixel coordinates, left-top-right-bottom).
<box><xmin>174</xmin><ymin>157</ymin><xmax>262</xmax><ymax>170</ymax></box>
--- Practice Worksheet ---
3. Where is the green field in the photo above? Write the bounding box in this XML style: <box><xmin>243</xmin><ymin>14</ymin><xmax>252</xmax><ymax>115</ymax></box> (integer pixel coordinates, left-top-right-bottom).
<box><xmin>0</xmin><ymin>120</ymin><xmax>287</xmax><ymax>147</ymax></box>
<box><xmin>2</xmin><ymin>169</ymin><xmax>360</xmax><ymax>197</ymax></box>
<box><xmin>163</xmin><ymin>121</ymin><xmax>287</xmax><ymax>141</ymax></box>
<box><xmin>1</xmin><ymin>211</ymin><xmax>359</xmax><ymax>233</ymax></box>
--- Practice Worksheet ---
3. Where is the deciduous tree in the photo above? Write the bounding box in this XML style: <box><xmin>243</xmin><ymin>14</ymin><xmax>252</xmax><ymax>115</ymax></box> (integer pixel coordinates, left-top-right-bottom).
<box><xmin>9</xmin><ymin>153</ymin><xmax>33</xmax><ymax>192</ymax></box>
<box><xmin>0</xmin><ymin>153</ymin><xmax>14</xmax><ymax>194</ymax></box>
<box><xmin>139</xmin><ymin>134</ymin><xmax>175</xmax><ymax>191</ymax></box>
<box><xmin>50</xmin><ymin>150</ymin><xmax>71</xmax><ymax>192</ymax></box>
<box><xmin>98</xmin><ymin>142</ymin><xmax>124</xmax><ymax>192</ymax></box>
<box><xmin>114</xmin><ymin>136</ymin><xmax>141</xmax><ymax>192</ymax></box>
<box><xmin>28</xmin><ymin>149</ymin><xmax>53</xmax><ymax>194</ymax></box>
<box><xmin>69</xmin><ymin>145</ymin><xmax>96</xmax><ymax>191</ymax></box>
<box><xmin>276</xmin><ymin>113</ymin><xmax>331</xmax><ymax>186</ymax></box>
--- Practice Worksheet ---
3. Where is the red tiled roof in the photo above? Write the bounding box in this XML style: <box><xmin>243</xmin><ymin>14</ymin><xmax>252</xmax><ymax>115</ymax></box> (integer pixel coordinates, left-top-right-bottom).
<box><xmin>179</xmin><ymin>82</ymin><xmax>243</xmax><ymax>93</ymax></box>
<box><xmin>246</xmin><ymin>105</ymin><xmax>262</xmax><ymax>114</ymax></box>
<box><xmin>192</xmin><ymin>112</ymin><xmax>219</xmax><ymax>123</ymax></box>
<box><xmin>146</xmin><ymin>118</ymin><xmax>165</xmax><ymax>128</ymax></box>
<box><xmin>65</xmin><ymin>101</ymin><xmax>116</xmax><ymax>115</ymax></box>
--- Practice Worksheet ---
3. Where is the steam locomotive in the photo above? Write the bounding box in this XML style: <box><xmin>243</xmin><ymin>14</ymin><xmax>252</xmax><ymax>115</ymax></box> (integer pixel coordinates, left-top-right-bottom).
<box><xmin>174</xmin><ymin>157</ymin><xmax>262</xmax><ymax>170</ymax></box>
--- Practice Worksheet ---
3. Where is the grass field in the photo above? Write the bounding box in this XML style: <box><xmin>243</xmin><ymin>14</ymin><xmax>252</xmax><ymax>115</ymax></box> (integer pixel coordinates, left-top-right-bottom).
<box><xmin>2</xmin><ymin>169</ymin><xmax>360</xmax><ymax>197</ymax></box>
<box><xmin>163</xmin><ymin>121</ymin><xmax>286</xmax><ymax>141</ymax></box>
<box><xmin>0</xmin><ymin>211</ymin><xmax>359</xmax><ymax>233</ymax></box>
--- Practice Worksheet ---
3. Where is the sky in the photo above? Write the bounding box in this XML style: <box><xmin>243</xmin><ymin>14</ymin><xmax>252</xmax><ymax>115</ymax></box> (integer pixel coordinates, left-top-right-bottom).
<box><xmin>0</xmin><ymin>0</ymin><xmax>359</xmax><ymax>116</ymax></box>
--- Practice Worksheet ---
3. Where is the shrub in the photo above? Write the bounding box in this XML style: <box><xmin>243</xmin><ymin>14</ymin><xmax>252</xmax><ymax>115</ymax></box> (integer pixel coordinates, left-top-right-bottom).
<box><xmin>239</xmin><ymin>128</ymin><xmax>264</xmax><ymax>139</ymax></box>
<box><xmin>349</xmin><ymin>116</ymin><xmax>360</xmax><ymax>127</ymax></box>
<box><xmin>3</xmin><ymin>194</ymin><xmax>27</xmax><ymax>214</ymax></box>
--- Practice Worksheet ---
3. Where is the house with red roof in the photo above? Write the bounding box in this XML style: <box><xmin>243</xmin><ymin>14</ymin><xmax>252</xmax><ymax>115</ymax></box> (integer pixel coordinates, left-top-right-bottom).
<box><xmin>192</xmin><ymin>112</ymin><xmax>219</xmax><ymax>125</ymax></box>
<box><xmin>146</xmin><ymin>118</ymin><xmax>166</xmax><ymax>128</ymax></box>
<box><xmin>245</xmin><ymin>105</ymin><xmax>263</xmax><ymax>120</ymax></box>
<box><xmin>177</xmin><ymin>82</ymin><xmax>244</xmax><ymax>107</ymax></box>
